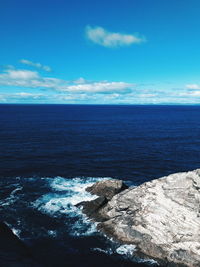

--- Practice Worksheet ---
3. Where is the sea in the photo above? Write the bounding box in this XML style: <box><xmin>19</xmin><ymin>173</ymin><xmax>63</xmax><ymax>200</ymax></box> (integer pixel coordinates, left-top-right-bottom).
<box><xmin>0</xmin><ymin>104</ymin><xmax>200</xmax><ymax>267</ymax></box>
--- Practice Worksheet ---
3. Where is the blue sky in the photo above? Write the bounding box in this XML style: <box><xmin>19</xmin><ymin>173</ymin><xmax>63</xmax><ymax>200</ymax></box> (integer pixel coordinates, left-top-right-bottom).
<box><xmin>1</xmin><ymin>0</ymin><xmax>200</xmax><ymax>104</ymax></box>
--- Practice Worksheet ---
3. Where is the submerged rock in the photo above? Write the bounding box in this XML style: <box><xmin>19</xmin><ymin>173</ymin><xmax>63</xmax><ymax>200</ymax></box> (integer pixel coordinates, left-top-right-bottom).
<box><xmin>82</xmin><ymin>169</ymin><xmax>200</xmax><ymax>267</ymax></box>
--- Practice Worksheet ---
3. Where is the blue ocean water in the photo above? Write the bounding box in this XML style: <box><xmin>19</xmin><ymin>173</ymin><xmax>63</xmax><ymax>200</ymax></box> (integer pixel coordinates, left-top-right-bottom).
<box><xmin>0</xmin><ymin>104</ymin><xmax>200</xmax><ymax>266</ymax></box>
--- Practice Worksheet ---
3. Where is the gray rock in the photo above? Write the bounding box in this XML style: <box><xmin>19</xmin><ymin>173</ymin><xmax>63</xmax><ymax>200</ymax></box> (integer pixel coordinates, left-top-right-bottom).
<box><xmin>86</xmin><ymin>179</ymin><xmax>128</xmax><ymax>200</ymax></box>
<box><xmin>84</xmin><ymin>169</ymin><xmax>200</xmax><ymax>267</ymax></box>
<box><xmin>77</xmin><ymin>196</ymin><xmax>107</xmax><ymax>221</ymax></box>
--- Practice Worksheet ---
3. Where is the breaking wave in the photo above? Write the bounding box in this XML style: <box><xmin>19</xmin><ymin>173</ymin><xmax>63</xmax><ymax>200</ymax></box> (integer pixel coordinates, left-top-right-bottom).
<box><xmin>33</xmin><ymin>176</ymin><xmax>110</xmax><ymax>236</ymax></box>
<box><xmin>0</xmin><ymin>176</ymin><xmax>157</xmax><ymax>266</ymax></box>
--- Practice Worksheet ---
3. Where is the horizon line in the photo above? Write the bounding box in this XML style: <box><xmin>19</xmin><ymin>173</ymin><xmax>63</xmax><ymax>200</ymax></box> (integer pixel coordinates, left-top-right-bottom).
<box><xmin>0</xmin><ymin>103</ymin><xmax>200</xmax><ymax>106</ymax></box>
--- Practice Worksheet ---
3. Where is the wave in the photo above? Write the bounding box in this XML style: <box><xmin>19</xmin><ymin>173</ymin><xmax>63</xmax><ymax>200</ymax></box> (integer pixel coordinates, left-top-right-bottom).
<box><xmin>92</xmin><ymin>244</ymin><xmax>158</xmax><ymax>266</ymax></box>
<box><xmin>33</xmin><ymin>176</ymin><xmax>110</xmax><ymax>236</ymax></box>
<box><xmin>0</xmin><ymin>176</ymin><xmax>157</xmax><ymax>265</ymax></box>
<box><xmin>0</xmin><ymin>185</ymin><xmax>23</xmax><ymax>207</ymax></box>
<box><xmin>116</xmin><ymin>244</ymin><xmax>137</xmax><ymax>255</ymax></box>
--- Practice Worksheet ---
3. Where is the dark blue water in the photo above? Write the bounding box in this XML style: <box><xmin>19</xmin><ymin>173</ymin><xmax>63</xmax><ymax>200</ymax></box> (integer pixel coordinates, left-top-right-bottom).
<box><xmin>0</xmin><ymin>104</ymin><xmax>200</xmax><ymax>266</ymax></box>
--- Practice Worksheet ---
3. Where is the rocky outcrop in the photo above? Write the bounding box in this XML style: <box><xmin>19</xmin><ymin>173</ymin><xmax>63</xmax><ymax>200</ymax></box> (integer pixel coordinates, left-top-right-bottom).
<box><xmin>86</xmin><ymin>179</ymin><xmax>128</xmax><ymax>200</ymax></box>
<box><xmin>0</xmin><ymin>222</ymin><xmax>41</xmax><ymax>267</ymax></box>
<box><xmin>77</xmin><ymin>179</ymin><xmax>128</xmax><ymax>221</ymax></box>
<box><xmin>80</xmin><ymin>169</ymin><xmax>200</xmax><ymax>267</ymax></box>
<box><xmin>76</xmin><ymin>196</ymin><xmax>107</xmax><ymax>221</ymax></box>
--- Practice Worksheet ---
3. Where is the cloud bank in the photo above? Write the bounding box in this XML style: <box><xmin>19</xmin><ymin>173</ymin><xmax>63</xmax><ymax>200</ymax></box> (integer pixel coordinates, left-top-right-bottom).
<box><xmin>1</xmin><ymin>65</ymin><xmax>200</xmax><ymax>104</ymax></box>
<box><xmin>186</xmin><ymin>84</ymin><xmax>200</xmax><ymax>90</ymax></box>
<box><xmin>85</xmin><ymin>26</ymin><xmax>146</xmax><ymax>47</ymax></box>
<box><xmin>0</xmin><ymin>67</ymin><xmax>133</xmax><ymax>94</ymax></box>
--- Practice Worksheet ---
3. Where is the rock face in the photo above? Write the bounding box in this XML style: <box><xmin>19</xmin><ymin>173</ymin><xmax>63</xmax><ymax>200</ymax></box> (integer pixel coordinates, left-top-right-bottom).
<box><xmin>0</xmin><ymin>222</ymin><xmax>41</xmax><ymax>267</ymax></box>
<box><xmin>78</xmin><ymin>179</ymin><xmax>128</xmax><ymax>221</ymax></box>
<box><xmin>81</xmin><ymin>169</ymin><xmax>200</xmax><ymax>267</ymax></box>
<box><xmin>86</xmin><ymin>179</ymin><xmax>128</xmax><ymax>200</ymax></box>
<box><xmin>76</xmin><ymin>196</ymin><xmax>107</xmax><ymax>220</ymax></box>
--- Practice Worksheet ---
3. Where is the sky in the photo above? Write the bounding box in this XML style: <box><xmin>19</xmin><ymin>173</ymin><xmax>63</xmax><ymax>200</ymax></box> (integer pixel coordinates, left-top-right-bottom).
<box><xmin>0</xmin><ymin>0</ymin><xmax>200</xmax><ymax>104</ymax></box>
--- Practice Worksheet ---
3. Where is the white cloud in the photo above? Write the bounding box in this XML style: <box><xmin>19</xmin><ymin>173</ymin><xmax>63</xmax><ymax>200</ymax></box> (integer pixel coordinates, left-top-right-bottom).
<box><xmin>15</xmin><ymin>92</ymin><xmax>44</xmax><ymax>98</ymax></box>
<box><xmin>6</xmin><ymin>69</ymin><xmax>39</xmax><ymax>79</ymax></box>
<box><xmin>0</xmin><ymin>92</ymin><xmax>45</xmax><ymax>102</ymax></box>
<box><xmin>0</xmin><ymin>67</ymin><xmax>133</xmax><ymax>94</ymax></box>
<box><xmin>73</xmin><ymin>77</ymin><xmax>87</xmax><ymax>84</ymax></box>
<box><xmin>20</xmin><ymin>59</ymin><xmax>52</xmax><ymax>72</ymax></box>
<box><xmin>186</xmin><ymin>84</ymin><xmax>200</xmax><ymax>90</ymax></box>
<box><xmin>85</xmin><ymin>26</ymin><xmax>146</xmax><ymax>48</ymax></box>
<box><xmin>3</xmin><ymin>65</ymin><xmax>200</xmax><ymax>104</ymax></box>
<box><xmin>180</xmin><ymin>91</ymin><xmax>200</xmax><ymax>97</ymax></box>
<box><xmin>139</xmin><ymin>93</ymin><xmax>156</xmax><ymax>98</ymax></box>
<box><xmin>0</xmin><ymin>68</ymin><xmax>66</xmax><ymax>88</ymax></box>
<box><xmin>60</xmin><ymin>81</ymin><xmax>133</xmax><ymax>93</ymax></box>
<box><xmin>0</xmin><ymin>95</ymin><xmax>6</xmax><ymax>102</ymax></box>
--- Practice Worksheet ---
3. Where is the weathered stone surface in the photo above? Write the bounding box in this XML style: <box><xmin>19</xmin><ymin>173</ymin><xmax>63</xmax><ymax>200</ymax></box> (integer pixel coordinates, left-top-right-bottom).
<box><xmin>86</xmin><ymin>179</ymin><xmax>128</xmax><ymax>200</ymax></box>
<box><xmin>84</xmin><ymin>169</ymin><xmax>200</xmax><ymax>267</ymax></box>
<box><xmin>77</xmin><ymin>196</ymin><xmax>107</xmax><ymax>221</ymax></box>
<box><xmin>0</xmin><ymin>222</ymin><xmax>41</xmax><ymax>267</ymax></box>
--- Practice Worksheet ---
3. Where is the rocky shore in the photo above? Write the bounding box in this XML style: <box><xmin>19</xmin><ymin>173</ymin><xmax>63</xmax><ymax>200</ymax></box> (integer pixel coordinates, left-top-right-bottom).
<box><xmin>78</xmin><ymin>169</ymin><xmax>200</xmax><ymax>267</ymax></box>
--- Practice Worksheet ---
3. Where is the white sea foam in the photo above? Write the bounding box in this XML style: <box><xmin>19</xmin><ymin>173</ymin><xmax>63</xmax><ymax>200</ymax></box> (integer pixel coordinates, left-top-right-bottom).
<box><xmin>48</xmin><ymin>230</ymin><xmax>57</xmax><ymax>238</ymax></box>
<box><xmin>116</xmin><ymin>244</ymin><xmax>158</xmax><ymax>265</ymax></box>
<box><xmin>137</xmin><ymin>258</ymin><xmax>159</xmax><ymax>265</ymax></box>
<box><xmin>6</xmin><ymin>222</ymin><xmax>22</xmax><ymax>239</ymax></box>
<box><xmin>34</xmin><ymin>177</ymin><xmax>110</xmax><ymax>214</ymax></box>
<box><xmin>34</xmin><ymin>177</ymin><xmax>110</xmax><ymax>236</ymax></box>
<box><xmin>33</xmin><ymin>176</ymin><xmax>158</xmax><ymax>264</ymax></box>
<box><xmin>11</xmin><ymin>227</ymin><xmax>21</xmax><ymax>238</ymax></box>
<box><xmin>92</xmin><ymin>247</ymin><xmax>113</xmax><ymax>255</ymax></box>
<box><xmin>0</xmin><ymin>185</ymin><xmax>23</xmax><ymax>207</ymax></box>
<box><xmin>137</xmin><ymin>258</ymin><xmax>159</xmax><ymax>266</ymax></box>
<box><xmin>70</xmin><ymin>218</ymin><xmax>98</xmax><ymax>237</ymax></box>
<box><xmin>116</xmin><ymin>244</ymin><xmax>136</xmax><ymax>256</ymax></box>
